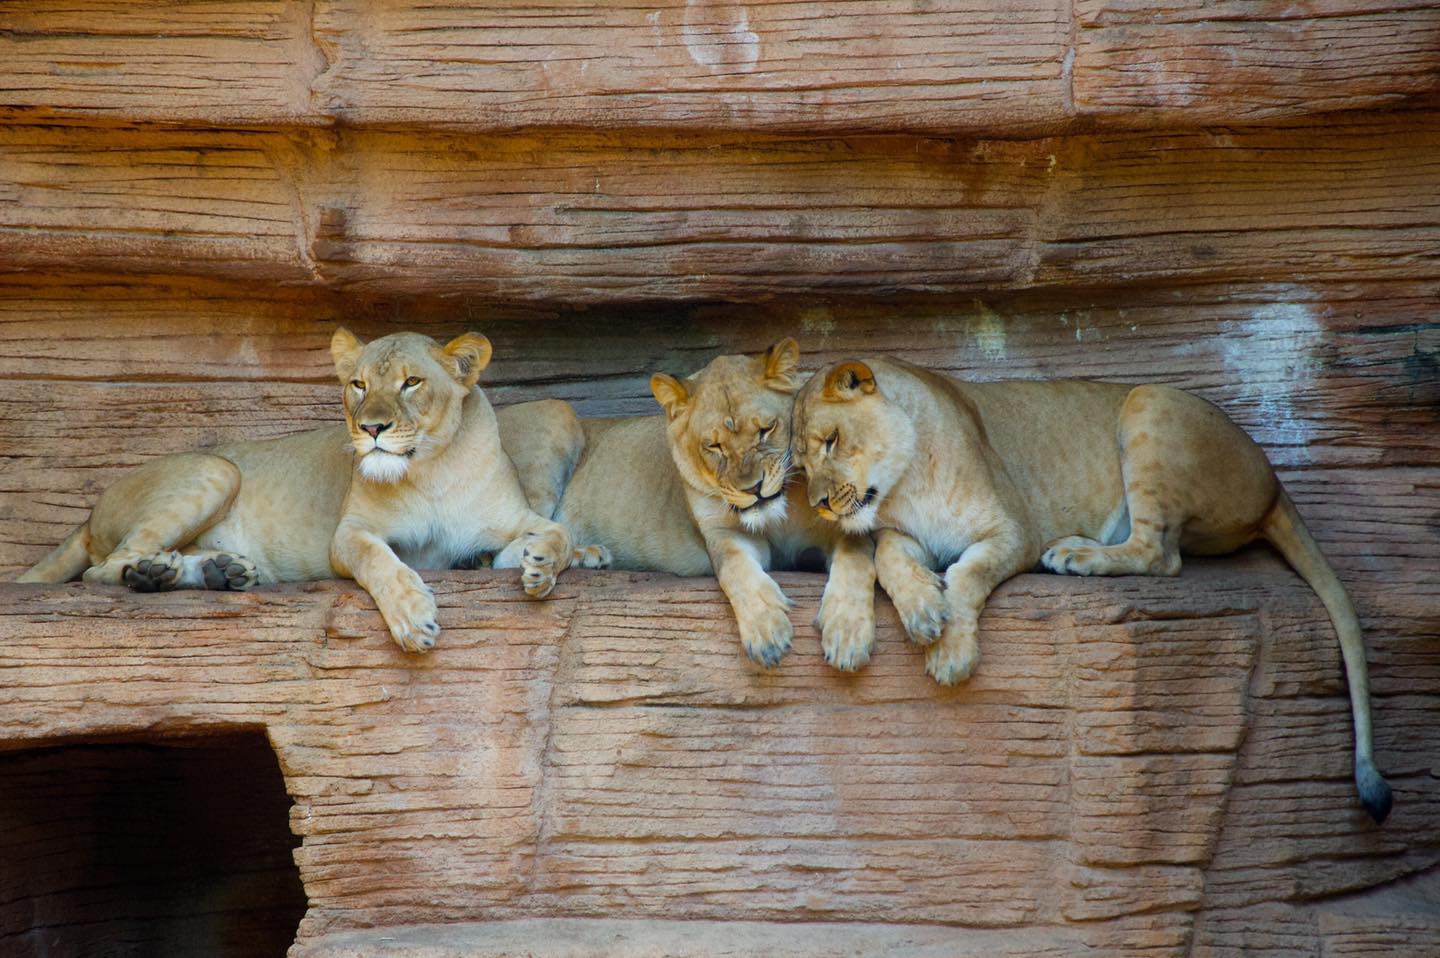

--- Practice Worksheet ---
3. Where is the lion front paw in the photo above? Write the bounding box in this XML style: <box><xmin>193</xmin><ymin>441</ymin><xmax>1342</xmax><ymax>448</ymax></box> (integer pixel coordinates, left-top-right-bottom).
<box><xmin>888</xmin><ymin>568</ymin><xmax>948</xmax><ymax>646</ymax></box>
<box><xmin>815</xmin><ymin>590</ymin><xmax>875</xmax><ymax>673</ymax></box>
<box><xmin>199</xmin><ymin>553</ymin><xmax>259</xmax><ymax>591</ymax></box>
<box><xmin>736</xmin><ymin>591</ymin><xmax>794</xmax><ymax>668</ymax></box>
<box><xmin>571</xmin><ymin>544</ymin><xmax>612</xmax><ymax>570</ymax></box>
<box><xmin>520</xmin><ymin>530</ymin><xmax>569</xmax><ymax>598</ymax></box>
<box><xmin>378</xmin><ymin>577</ymin><xmax>440</xmax><ymax>653</ymax></box>
<box><xmin>123</xmin><ymin>551</ymin><xmax>185</xmax><ymax>592</ymax></box>
<box><xmin>1041</xmin><ymin>536</ymin><xmax>1102</xmax><ymax>576</ymax></box>
<box><xmin>925</xmin><ymin>628</ymin><xmax>980</xmax><ymax>686</ymax></box>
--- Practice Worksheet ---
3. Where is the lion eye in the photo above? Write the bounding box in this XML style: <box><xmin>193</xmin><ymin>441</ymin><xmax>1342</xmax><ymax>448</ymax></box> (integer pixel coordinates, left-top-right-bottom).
<box><xmin>403</xmin><ymin>376</ymin><xmax>423</xmax><ymax>389</ymax></box>
<box><xmin>705</xmin><ymin>441</ymin><xmax>724</xmax><ymax>454</ymax></box>
<box><xmin>758</xmin><ymin>421</ymin><xmax>776</xmax><ymax>441</ymax></box>
<box><xmin>823</xmin><ymin>430</ymin><xmax>839</xmax><ymax>454</ymax></box>
<box><xmin>350</xmin><ymin>379</ymin><xmax>366</xmax><ymax>391</ymax></box>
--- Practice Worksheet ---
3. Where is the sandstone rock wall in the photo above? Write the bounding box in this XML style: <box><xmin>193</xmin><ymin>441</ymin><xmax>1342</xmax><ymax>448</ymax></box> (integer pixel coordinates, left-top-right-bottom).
<box><xmin>3</xmin><ymin>1</ymin><xmax>1437</xmax><ymax>134</ymax></box>
<box><xmin>2</xmin><ymin>564</ymin><xmax>1438</xmax><ymax>956</ymax></box>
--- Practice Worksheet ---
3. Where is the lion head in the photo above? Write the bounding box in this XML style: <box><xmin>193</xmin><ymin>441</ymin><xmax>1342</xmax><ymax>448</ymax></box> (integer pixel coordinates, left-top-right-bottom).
<box><xmin>650</xmin><ymin>338</ymin><xmax>801</xmax><ymax>532</ymax></box>
<box><xmin>330</xmin><ymin>328</ymin><xmax>492</xmax><ymax>484</ymax></box>
<box><xmin>793</xmin><ymin>360</ymin><xmax>917</xmax><ymax>534</ymax></box>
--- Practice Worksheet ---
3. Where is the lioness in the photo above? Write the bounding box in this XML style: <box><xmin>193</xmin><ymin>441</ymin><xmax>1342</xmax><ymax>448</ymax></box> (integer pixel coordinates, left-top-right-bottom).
<box><xmin>19</xmin><ymin>329</ymin><xmax>602</xmax><ymax>652</ymax></box>
<box><xmin>650</xmin><ymin>339</ymin><xmax>876</xmax><ymax>670</ymax></box>
<box><xmin>792</xmin><ymin>357</ymin><xmax>1392</xmax><ymax>822</ymax></box>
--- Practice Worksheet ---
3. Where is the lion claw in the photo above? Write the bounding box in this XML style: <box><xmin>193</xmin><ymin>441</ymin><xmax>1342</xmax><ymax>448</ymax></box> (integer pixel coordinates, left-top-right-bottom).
<box><xmin>816</xmin><ymin>593</ymin><xmax>875</xmax><ymax>673</ymax></box>
<box><xmin>739</xmin><ymin>600</ymin><xmax>793</xmax><ymax>668</ymax></box>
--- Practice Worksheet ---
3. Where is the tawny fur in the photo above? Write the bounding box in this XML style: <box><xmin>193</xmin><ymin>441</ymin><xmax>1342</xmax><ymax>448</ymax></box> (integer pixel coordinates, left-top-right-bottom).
<box><xmin>556</xmin><ymin>415</ymin><xmax>712</xmax><ymax>576</ymax></box>
<box><xmin>793</xmin><ymin>357</ymin><xmax>1392</xmax><ymax>823</ymax></box>
<box><xmin>651</xmin><ymin>340</ymin><xmax>878</xmax><ymax>671</ymax></box>
<box><xmin>19</xmin><ymin>329</ymin><xmax>596</xmax><ymax>653</ymax></box>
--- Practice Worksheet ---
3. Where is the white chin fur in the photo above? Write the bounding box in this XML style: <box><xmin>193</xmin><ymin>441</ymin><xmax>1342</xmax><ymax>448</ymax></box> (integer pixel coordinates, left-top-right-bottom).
<box><xmin>358</xmin><ymin>450</ymin><xmax>410</xmax><ymax>483</ymax></box>
<box><xmin>839</xmin><ymin>503</ymin><xmax>879</xmax><ymax>535</ymax></box>
<box><xmin>739</xmin><ymin>493</ymin><xmax>788</xmax><ymax>533</ymax></box>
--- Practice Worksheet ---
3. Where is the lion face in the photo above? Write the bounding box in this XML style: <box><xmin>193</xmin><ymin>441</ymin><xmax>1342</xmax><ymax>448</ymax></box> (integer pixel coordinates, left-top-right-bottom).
<box><xmin>793</xmin><ymin>361</ymin><xmax>917</xmax><ymax>534</ymax></box>
<box><xmin>331</xmin><ymin>328</ymin><xmax>492</xmax><ymax>484</ymax></box>
<box><xmin>650</xmin><ymin>339</ymin><xmax>800</xmax><ymax>533</ymax></box>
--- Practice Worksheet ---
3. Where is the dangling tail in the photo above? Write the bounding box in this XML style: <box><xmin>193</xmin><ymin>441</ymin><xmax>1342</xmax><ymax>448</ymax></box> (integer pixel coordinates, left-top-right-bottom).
<box><xmin>17</xmin><ymin>523</ymin><xmax>92</xmax><ymax>584</ymax></box>
<box><xmin>1261</xmin><ymin>489</ymin><xmax>1392</xmax><ymax>824</ymax></box>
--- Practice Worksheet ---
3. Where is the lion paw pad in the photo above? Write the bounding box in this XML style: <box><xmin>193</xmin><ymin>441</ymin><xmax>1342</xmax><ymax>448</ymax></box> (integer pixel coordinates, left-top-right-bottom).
<box><xmin>123</xmin><ymin>552</ymin><xmax>183</xmax><ymax>592</ymax></box>
<box><xmin>200</xmin><ymin>553</ymin><xmax>259</xmax><ymax>591</ymax></box>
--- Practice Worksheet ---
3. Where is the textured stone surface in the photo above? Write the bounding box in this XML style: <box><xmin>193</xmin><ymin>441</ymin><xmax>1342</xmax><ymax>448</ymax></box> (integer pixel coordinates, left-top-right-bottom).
<box><xmin>1072</xmin><ymin>0</ymin><xmax>1440</xmax><ymax>124</ymax></box>
<box><xmin>3</xmin><ymin>1</ymin><xmax>1436</xmax><ymax>135</ymax></box>
<box><xmin>1</xmin><ymin>560</ymin><xmax>1436</xmax><ymax>955</ymax></box>
<box><xmin>3</xmin><ymin>115</ymin><xmax>1439</xmax><ymax>299</ymax></box>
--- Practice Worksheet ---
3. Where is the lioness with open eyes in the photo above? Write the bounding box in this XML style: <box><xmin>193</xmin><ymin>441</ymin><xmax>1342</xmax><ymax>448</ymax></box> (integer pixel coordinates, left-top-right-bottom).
<box><xmin>792</xmin><ymin>357</ymin><xmax>1392</xmax><ymax>823</ymax></box>
<box><xmin>19</xmin><ymin>329</ymin><xmax>603</xmax><ymax>652</ymax></box>
<box><xmin>648</xmin><ymin>339</ymin><xmax>877</xmax><ymax>670</ymax></box>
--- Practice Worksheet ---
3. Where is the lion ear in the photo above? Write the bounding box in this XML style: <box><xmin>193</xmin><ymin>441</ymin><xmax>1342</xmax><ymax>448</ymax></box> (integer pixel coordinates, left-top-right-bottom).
<box><xmin>331</xmin><ymin>327</ymin><xmax>364</xmax><ymax>382</ymax></box>
<box><xmin>650</xmin><ymin>373</ymin><xmax>690</xmax><ymax>420</ymax></box>
<box><xmin>443</xmin><ymin>332</ymin><xmax>493</xmax><ymax>388</ymax></box>
<box><xmin>822</xmin><ymin>361</ymin><xmax>876</xmax><ymax>401</ymax></box>
<box><xmin>760</xmin><ymin>337</ymin><xmax>801</xmax><ymax>393</ymax></box>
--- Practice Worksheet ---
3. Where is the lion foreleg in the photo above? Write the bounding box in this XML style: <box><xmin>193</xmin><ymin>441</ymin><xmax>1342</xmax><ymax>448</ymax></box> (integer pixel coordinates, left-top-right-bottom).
<box><xmin>815</xmin><ymin>533</ymin><xmax>876</xmax><ymax>672</ymax></box>
<box><xmin>492</xmin><ymin>513</ymin><xmax>591</xmax><ymax>599</ymax></box>
<box><xmin>928</xmin><ymin>531</ymin><xmax>1030</xmax><ymax>686</ymax></box>
<box><xmin>709</xmin><ymin>529</ymin><xmax>792</xmax><ymax>668</ymax></box>
<box><xmin>331</xmin><ymin>519</ymin><xmax>439</xmax><ymax>653</ymax></box>
<box><xmin>875</xmin><ymin>529</ymin><xmax>947</xmax><ymax>646</ymax></box>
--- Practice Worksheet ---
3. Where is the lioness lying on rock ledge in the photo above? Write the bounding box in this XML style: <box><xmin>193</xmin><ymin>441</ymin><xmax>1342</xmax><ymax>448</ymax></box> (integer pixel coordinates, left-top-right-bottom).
<box><xmin>792</xmin><ymin>356</ymin><xmax>1392</xmax><ymax>823</ymax></box>
<box><xmin>19</xmin><ymin>328</ymin><xmax>608</xmax><ymax>651</ymax></box>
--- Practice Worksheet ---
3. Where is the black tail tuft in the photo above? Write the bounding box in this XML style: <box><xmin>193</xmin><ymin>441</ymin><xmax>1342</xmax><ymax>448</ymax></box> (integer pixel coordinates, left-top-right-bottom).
<box><xmin>1357</xmin><ymin>759</ymin><xmax>1394</xmax><ymax>825</ymax></box>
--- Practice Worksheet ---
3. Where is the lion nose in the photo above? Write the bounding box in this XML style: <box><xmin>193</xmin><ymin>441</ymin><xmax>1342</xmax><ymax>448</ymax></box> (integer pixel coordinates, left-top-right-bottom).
<box><xmin>745</xmin><ymin>481</ymin><xmax>764</xmax><ymax>497</ymax></box>
<box><xmin>361</xmin><ymin>421</ymin><xmax>392</xmax><ymax>439</ymax></box>
<box><xmin>814</xmin><ymin>496</ymin><xmax>830</xmax><ymax>512</ymax></box>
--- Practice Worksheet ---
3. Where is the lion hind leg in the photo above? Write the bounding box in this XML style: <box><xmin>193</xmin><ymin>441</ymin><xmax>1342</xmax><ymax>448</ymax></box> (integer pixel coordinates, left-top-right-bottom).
<box><xmin>496</xmin><ymin>399</ymin><xmax>584</xmax><ymax>521</ymax></box>
<box><xmin>82</xmin><ymin>454</ymin><xmax>242</xmax><ymax>588</ymax></box>
<box><xmin>1040</xmin><ymin>481</ymin><xmax>1180</xmax><ymax>577</ymax></box>
<box><xmin>1041</xmin><ymin>526</ymin><xmax>1179</xmax><ymax>578</ymax></box>
<box><xmin>1042</xmin><ymin>388</ymin><xmax>1189</xmax><ymax>578</ymax></box>
<box><xmin>570</xmin><ymin>545</ymin><xmax>612</xmax><ymax>569</ymax></box>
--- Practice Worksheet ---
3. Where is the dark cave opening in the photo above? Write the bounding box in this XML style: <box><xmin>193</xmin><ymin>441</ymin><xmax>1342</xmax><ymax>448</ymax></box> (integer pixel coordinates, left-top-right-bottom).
<box><xmin>0</xmin><ymin>731</ymin><xmax>307</xmax><ymax>957</ymax></box>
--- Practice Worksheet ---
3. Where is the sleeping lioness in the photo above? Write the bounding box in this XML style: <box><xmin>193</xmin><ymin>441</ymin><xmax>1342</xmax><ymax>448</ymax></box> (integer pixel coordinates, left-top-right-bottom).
<box><xmin>650</xmin><ymin>339</ymin><xmax>877</xmax><ymax>670</ymax></box>
<box><xmin>792</xmin><ymin>357</ymin><xmax>1392</xmax><ymax>823</ymax></box>
<box><xmin>19</xmin><ymin>329</ymin><xmax>605</xmax><ymax>651</ymax></box>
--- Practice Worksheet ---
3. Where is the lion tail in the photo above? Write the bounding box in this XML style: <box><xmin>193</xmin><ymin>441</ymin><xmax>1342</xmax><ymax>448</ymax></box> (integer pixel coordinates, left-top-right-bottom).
<box><xmin>1261</xmin><ymin>488</ymin><xmax>1392</xmax><ymax>824</ymax></box>
<box><xmin>17</xmin><ymin>523</ymin><xmax>92</xmax><ymax>584</ymax></box>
